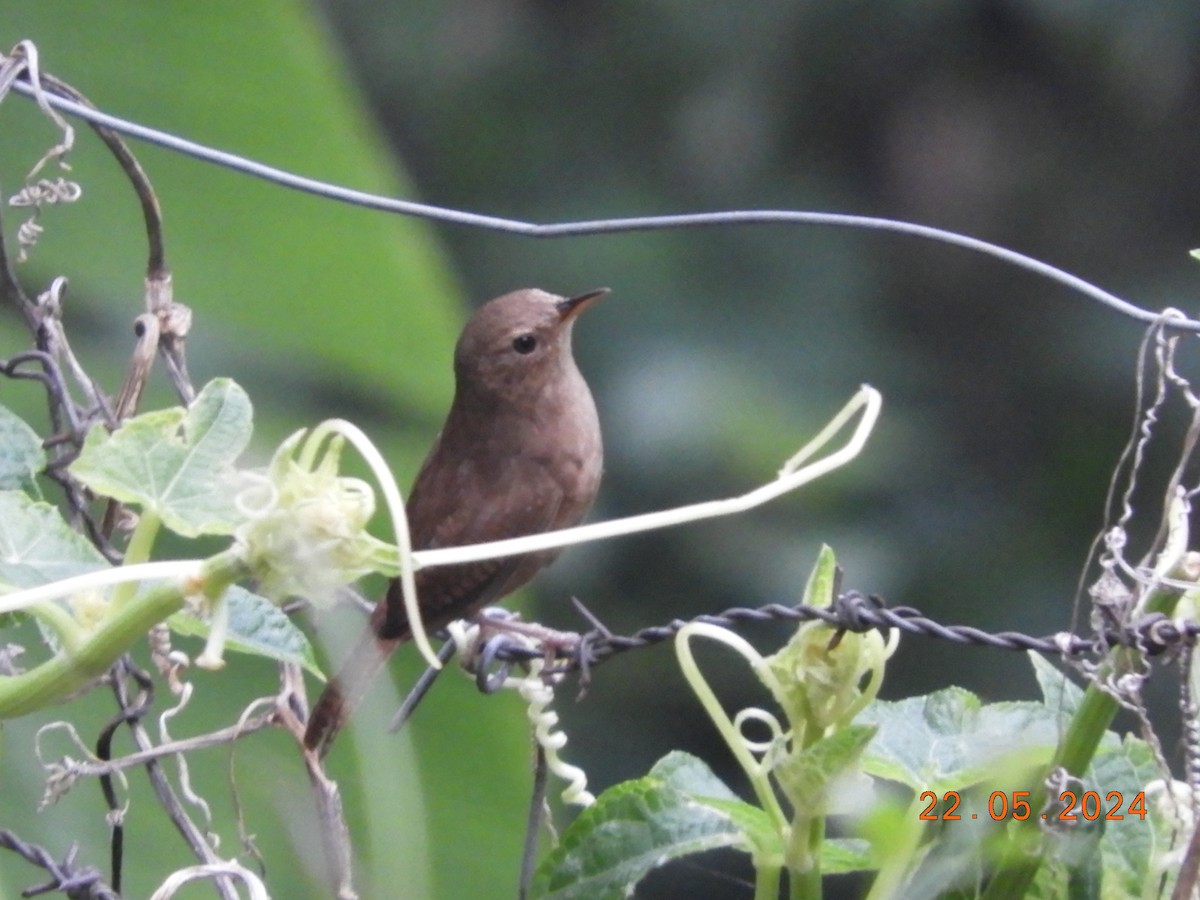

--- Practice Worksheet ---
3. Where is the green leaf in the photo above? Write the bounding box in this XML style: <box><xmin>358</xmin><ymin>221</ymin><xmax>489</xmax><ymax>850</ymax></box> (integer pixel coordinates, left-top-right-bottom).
<box><xmin>1087</xmin><ymin>733</ymin><xmax>1165</xmax><ymax>897</ymax></box>
<box><xmin>1029</xmin><ymin>651</ymin><xmax>1085</xmax><ymax>718</ymax></box>
<box><xmin>799</xmin><ymin>543</ymin><xmax>839</xmax><ymax>609</ymax></box>
<box><xmin>653</xmin><ymin>751</ymin><xmax>785</xmax><ymax>864</ymax></box>
<box><xmin>0</xmin><ymin>404</ymin><xmax>46</xmax><ymax>496</ymax></box>
<box><xmin>859</xmin><ymin>687</ymin><xmax>1058</xmax><ymax>791</ymax></box>
<box><xmin>0</xmin><ymin>491</ymin><xmax>108</xmax><ymax>588</ymax></box>
<box><xmin>530</xmin><ymin>751</ymin><xmax>751</xmax><ymax>899</ymax></box>
<box><xmin>822</xmin><ymin>838</ymin><xmax>875</xmax><ymax>874</ymax></box>
<box><xmin>774</xmin><ymin>724</ymin><xmax>877</xmax><ymax>813</ymax></box>
<box><xmin>168</xmin><ymin>586</ymin><xmax>323</xmax><ymax>679</ymax></box>
<box><xmin>70</xmin><ymin>379</ymin><xmax>253</xmax><ymax>537</ymax></box>
<box><xmin>652</xmin><ymin>747</ymin><xmax>742</xmax><ymax>799</ymax></box>
<box><xmin>690</xmin><ymin>794</ymin><xmax>782</xmax><ymax>864</ymax></box>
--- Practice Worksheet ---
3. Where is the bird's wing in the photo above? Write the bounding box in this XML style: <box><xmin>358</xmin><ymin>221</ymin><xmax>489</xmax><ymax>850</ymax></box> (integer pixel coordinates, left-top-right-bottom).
<box><xmin>309</xmin><ymin>453</ymin><xmax>569</xmax><ymax>755</ymax></box>
<box><xmin>376</xmin><ymin>449</ymin><xmax>568</xmax><ymax>637</ymax></box>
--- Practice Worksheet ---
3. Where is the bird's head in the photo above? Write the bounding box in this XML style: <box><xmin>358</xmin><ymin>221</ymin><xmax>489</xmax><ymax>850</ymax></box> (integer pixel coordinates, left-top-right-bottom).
<box><xmin>453</xmin><ymin>287</ymin><xmax>608</xmax><ymax>404</ymax></box>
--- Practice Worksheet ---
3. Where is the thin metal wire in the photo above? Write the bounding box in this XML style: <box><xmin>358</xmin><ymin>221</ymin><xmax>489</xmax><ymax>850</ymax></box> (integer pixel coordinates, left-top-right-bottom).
<box><xmin>454</xmin><ymin>591</ymin><xmax>1200</xmax><ymax>681</ymax></box>
<box><xmin>0</xmin><ymin>829</ymin><xmax>117</xmax><ymax>900</ymax></box>
<box><xmin>7</xmin><ymin>70</ymin><xmax>1199</xmax><ymax>333</ymax></box>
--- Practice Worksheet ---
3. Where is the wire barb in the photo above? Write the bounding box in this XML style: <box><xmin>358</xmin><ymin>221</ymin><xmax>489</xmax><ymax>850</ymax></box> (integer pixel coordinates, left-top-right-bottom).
<box><xmin>446</xmin><ymin>591</ymin><xmax>1200</xmax><ymax>680</ymax></box>
<box><xmin>0</xmin><ymin>829</ymin><xmax>117</xmax><ymax>900</ymax></box>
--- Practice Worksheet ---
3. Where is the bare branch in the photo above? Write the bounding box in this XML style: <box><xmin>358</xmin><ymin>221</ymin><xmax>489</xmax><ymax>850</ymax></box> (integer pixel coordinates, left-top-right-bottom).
<box><xmin>275</xmin><ymin>667</ymin><xmax>359</xmax><ymax>899</ymax></box>
<box><xmin>103</xmin><ymin>659</ymin><xmax>242</xmax><ymax>900</ymax></box>
<box><xmin>66</xmin><ymin>712</ymin><xmax>275</xmax><ymax>778</ymax></box>
<box><xmin>0</xmin><ymin>186</ymin><xmax>40</xmax><ymax>331</ymax></box>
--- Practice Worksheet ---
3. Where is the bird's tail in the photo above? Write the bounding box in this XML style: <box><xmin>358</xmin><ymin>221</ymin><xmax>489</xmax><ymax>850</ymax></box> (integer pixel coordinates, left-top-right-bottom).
<box><xmin>303</xmin><ymin>615</ymin><xmax>405</xmax><ymax>759</ymax></box>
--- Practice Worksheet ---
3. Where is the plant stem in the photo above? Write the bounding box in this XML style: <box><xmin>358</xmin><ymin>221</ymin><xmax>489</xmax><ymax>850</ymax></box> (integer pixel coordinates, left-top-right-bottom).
<box><xmin>755</xmin><ymin>862</ymin><xmax>780</xmax><ymax>900</ymax></box>
<box><xmin>25</xmin><ymin>600</ymin><xmax>86</xmax><ymax>655</ymax></box>
<box><xmin>866</xmin><ymin>793</ymin><xmax>927</xmax><ymax>900</ymax></box>
<box><xmin>0</xmin><ymin>548</ymin><xmax>246</xmax><ymax>718</ymax></box>
<box><xmin>981</xmin><ymin>554</ymin><xmax>1191</xmax><ymax>900</ymax></box>
<box><xmin>111</xmin><ymin>508</ymin><xmax>161</xmax><ymax>610</ymax></box>
<box><xmin>787</xmin><ymin>817</ymin><xmax>823</xmax><ymax>899</ymax></box>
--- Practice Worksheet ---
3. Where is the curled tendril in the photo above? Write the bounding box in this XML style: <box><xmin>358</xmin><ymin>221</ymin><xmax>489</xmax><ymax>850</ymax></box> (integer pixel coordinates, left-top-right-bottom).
<box><xmin>675</xmin><ymin>622</ymin><xmax>791</xmax><ymax>833</ymax></box>
<box><xmin>733</xmin><ymin>707</ymin><xmax>788</xmax><ymax>757</ymax></box>
<box><xmin>3</xmin><ymin>39</ymin><xmax>84</xmax><ymax>262</ymax></box>
<box><xmin>231</xmin><ymin>471</ymin><xmax>278</xmax><ymax>520</ymax></box>
<box><xmin>9</xmin><ymin>177</ymin><xmax>82</xmax><ymax>207</ymax></box>
<box><xmin>516</xmin><ymin>660</ymin><xmax>594</xmax><ymax>807</ymax></box>
<box><xmin>450</xmin><ymin>619</ymin><xmax>594</xmax><ymax>806</ymax></box>
<box><xmin>35</xmin><ymin>720</ymin><xmax>129</xmax><ymax>812</ymax></box>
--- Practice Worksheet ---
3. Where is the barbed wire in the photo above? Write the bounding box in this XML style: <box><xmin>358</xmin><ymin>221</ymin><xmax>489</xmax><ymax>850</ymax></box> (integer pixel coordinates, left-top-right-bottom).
<box><xmin>5</xmin><ymin>62</ymin><xmax>1199</xmax><ymax>334</ymax></box>
<box><xmin>451</xmin><ymin>591</ymin><xmax>1200</xmax><ymax>697</ymax></box>
<box><xmin>0</xmin><ymin>829</ymin><xmax>117</xmax><ymax>900</ymax></box>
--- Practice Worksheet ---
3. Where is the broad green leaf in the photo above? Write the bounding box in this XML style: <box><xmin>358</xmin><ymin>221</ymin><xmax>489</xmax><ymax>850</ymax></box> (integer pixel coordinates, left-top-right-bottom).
<box><xmin>70</xmin><ymin>379</ymin><xmax>252</xmax><ymax>537</ymax></box>
<box><xmin>531</xmin><ymin>751</ymin><xmax>749</xmax><ymax>899</ymax></box>
<box><xmin>0</xmin><ymin>490</ymin><xmax>108</xmax><ymax>588</ymax></box>
<box><xmin>0</xmin><ymin>3</ymin><xmax>463</xmax><ymax>897</ymax></box>
<box><xmin>655</xmin><ymin>751</ymin><xmax>784</xmax><ymax>863</ymax></box>
<box><xmin>1029</xmin><ymin>651</ymin><xmax>1085</xmax><ymax>718</ymax></box>
<box><xmin>168</xmin><ymin>585</ymin><xmax>323</xmax><ymax>679</ymax></box>
<box><xmin>1088</xmin><ymin>734</ymin><xmax>1165</xmax><ymax>897</ymax></box>
<box><xmin>690</xmin><ymin>794</ymin><xmax>782</xmax><ymax>864</ymax></box>
<box><xmin>859</xmin><ymin>688</ymin><xmax>1057</xmax><ymax>791</ymax></box>
<box><xmin>822</xmin><ymin>838</ymin><xmax>875</xmax><ymax>875</ymax></box>
<box><xmin>652</xmin><ymin>747</ymin><xmax>742</xmax><ymax>799</ymax></box>
<box><xmin>0</xmin><ymin>404</ymin><xmax>46</xmax><ymax>495</ymax></box>
<box><xmin>774</xmin><ymin>724</ymin><xmax>877</xmax><ymax>813</ymax></box>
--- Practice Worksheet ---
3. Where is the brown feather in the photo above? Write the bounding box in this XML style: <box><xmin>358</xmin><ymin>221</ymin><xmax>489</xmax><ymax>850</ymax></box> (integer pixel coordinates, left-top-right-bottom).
<box><xmin>304</xmin><ymin>288</ymin><xmax>605</xmax><ymax>756</ymax></box>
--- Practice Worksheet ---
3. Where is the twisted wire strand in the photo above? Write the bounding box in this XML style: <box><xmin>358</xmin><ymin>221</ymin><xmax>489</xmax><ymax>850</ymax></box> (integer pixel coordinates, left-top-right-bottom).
<box><xmin>0</xmin><ymin>829</ymin><xmax>117</xmax><ymax>900</ymax></box>
<box><xmin>461</xmin><ymin>591</ymin><xmax>1200</xmax><ymax>682</ymax></box>
<box><xmin>4</xmin><ymin>62</ymin><xmax>1198</xmax><ymax>334</ymax></box>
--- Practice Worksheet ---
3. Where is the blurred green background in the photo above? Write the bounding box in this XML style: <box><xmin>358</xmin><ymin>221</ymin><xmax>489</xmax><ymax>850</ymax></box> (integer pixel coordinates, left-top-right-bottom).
<box><xmin>2</xmin><ymin>1</ymin><xmax>1199</xmax><ymax>897</ymax></box>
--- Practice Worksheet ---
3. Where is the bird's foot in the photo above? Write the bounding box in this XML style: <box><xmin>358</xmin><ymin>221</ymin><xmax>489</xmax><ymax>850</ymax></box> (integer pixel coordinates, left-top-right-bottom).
<box><xmin>473</xmin><ymin>607</ymin><xmax>583</xmax><ymax>657</ymax></box>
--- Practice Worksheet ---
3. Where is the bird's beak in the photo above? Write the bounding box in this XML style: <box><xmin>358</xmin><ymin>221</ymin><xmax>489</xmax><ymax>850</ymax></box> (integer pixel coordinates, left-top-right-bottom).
<box><xmin>556</xmin><ymin>287</ymin><xmax>610</xmax><ymax>323</ymax></box>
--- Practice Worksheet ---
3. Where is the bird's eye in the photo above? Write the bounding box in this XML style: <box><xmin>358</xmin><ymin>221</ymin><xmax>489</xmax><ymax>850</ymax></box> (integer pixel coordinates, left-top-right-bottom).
<box><xmin>512</xmin><ymin>333</ymin><xmax>538</xmax><ymax>354</ymax></box>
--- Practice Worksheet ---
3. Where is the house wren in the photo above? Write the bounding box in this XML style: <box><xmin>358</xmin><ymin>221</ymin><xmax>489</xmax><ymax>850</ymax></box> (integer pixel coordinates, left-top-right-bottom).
<box><xmin>303</xmin><ymin>287</ymin><xmax>607</xmax><ymax>757</ymax></box>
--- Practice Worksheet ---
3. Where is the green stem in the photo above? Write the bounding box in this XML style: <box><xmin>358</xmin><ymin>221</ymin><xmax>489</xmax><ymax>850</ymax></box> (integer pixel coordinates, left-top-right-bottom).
<box><xmin>1049</xmin><ymin>674</ymin><xmax>1123</xmax><ymax>774</ymax></box>
<box><xmin>754</xmin><ymin>861</ymin><xmax>781</xmax><ymax>900</ymax></box>
<box><xmin>25</xmin><ymin>600</ymin><xmax>87</xmax><ymax>655</ymax></box>
<box><xmin>195</xmin><ymin>587</ymin><xmax>231</xmax><ymax>669</ymax></box>
<box><xmin>982</xmin><ymin>551</ymin><xmax>1194</xmax><ymax>900</ymax></box>
<box><xmin>866</xmin><ymin>792</ymin><xmax>928</xmax><ymax>900</ymax></box>
<box><xmin>111</xmin><ymin>509</ymin><xmax>162</xmax><ymax>611</ymax></box>
<box><xmin>0</xmin><ymin>549</ymin><xmax>247</xmax><ymax>719</ymax></box>
<box><xmin>981</xmin><ymin>676</ymin><xmax>1121</xmax><ymax>898</ymax></box>
<box><xmin>787</xmin><ymin>816</ymin><xmax>823</xmax><ymax>899</ymax></box>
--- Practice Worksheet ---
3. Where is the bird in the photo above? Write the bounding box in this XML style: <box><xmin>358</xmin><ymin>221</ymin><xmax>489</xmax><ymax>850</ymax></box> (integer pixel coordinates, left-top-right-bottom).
<box><xmin>303</xmin><ymin>287</ymin><xmax>607</xmax><ymax>758</ymax></box>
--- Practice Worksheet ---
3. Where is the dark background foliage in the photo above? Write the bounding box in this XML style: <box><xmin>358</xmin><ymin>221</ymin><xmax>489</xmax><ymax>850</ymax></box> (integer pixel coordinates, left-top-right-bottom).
<box><xmin>319</xmin><ymin>4</ymin><xmax>1200</xmax><ymax>893</ymax></box>
<box><xmin>323</xmin><ymin>0</ymin><xmax>1199</xmax><ymax>732</ymax></box>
